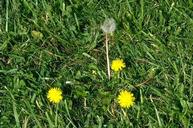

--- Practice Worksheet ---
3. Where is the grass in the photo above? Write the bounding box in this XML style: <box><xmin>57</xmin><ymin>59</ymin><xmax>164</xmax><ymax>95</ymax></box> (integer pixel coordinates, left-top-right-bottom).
<box><xmin>0</xmin><ymin>0</ymin><xmax>193</xmax><ymax>127</ymax></box>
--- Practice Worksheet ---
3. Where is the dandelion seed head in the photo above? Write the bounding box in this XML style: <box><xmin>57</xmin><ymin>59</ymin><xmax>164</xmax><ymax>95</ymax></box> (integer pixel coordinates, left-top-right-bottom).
<box><xmin>101</xmin><ymin>18</ymin><xmax>116</xmax><ymax>33</ymax></box>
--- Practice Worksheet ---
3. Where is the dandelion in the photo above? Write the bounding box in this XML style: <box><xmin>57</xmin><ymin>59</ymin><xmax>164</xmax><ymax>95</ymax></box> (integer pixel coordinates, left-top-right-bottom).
<box><xmin>101</xmin><ymin>18</ymin><xmax>116</xmax><ymax>33</ymax></box>
<box><xmin>101</xmin><ymin>18</ymin><xmax>116</xmax><ymax>80</ymax></box>
<box><xmin>111</xmin><ymin>58</ymin><xmax>126</xmax><ymax>72</ymax></box>
<box><xmin>118</xmin><ymin>90</ymin><xmax>135</xmax><ymax>108</ymax></box>
<box><xmin>47</xmin><ymin>87</ymin><xmax>63</xmax><ymax>104</ymax></box>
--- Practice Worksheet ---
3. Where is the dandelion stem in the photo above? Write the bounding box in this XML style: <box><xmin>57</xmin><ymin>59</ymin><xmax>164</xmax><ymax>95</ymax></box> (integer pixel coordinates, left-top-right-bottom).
<box><xmin>105</xmin><ymin>33</ymin><xmax>111</xmax><ymax>80</ymax></box>
<box><xmin>6</xmin><ymin>0</ymin><xmax>9</xmax><ymax>32</ymax></box>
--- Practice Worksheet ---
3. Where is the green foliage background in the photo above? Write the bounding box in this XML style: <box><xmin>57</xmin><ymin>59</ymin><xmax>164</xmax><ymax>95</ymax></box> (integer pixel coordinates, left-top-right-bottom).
<box><xmin>0</xmin><ymin>0</ymin><xmax>193</xmax><ymax>127</ymax></box>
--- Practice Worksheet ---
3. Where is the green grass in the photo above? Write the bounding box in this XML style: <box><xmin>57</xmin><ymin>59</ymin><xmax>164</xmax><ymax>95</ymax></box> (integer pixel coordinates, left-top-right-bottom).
<box><xmin>0</xmin><ymin>0</ymin><xmax>193</xmax><ymax>127</ymax></box>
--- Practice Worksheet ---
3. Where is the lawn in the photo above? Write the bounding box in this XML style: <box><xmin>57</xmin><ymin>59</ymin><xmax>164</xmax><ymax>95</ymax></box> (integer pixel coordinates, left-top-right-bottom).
<box><xmin>0</xmin><ymin>0</ymin><xmax>193</xmax><ymax>127</ymax></box>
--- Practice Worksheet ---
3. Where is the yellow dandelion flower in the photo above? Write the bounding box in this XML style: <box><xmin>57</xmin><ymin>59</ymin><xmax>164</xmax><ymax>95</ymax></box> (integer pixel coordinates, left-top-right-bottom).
<box><xmin>47</xmin><ymin>87</ymin><xmax>63</xmax><ymax>104</ymax></box>
<box><xmin>118</xmin><ymin>90</ymin><xmax>135</xmax><ymax>108</ymax></box>
<box><xmin>111</xmin><ymin>58</ymin><xmax>126</xmax><ymax>72</ymax></box>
